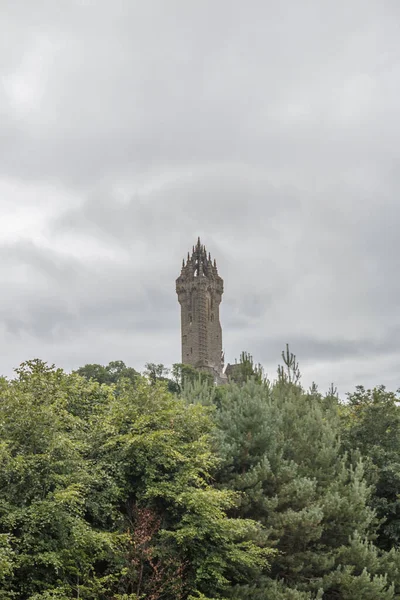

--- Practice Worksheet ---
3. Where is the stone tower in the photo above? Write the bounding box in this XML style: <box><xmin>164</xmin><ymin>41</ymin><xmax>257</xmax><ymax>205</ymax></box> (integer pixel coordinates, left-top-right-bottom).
<box><xmin>176</xmin><ymin>238</ymin><xmax>225</xmax><ymax>381</ymax></box>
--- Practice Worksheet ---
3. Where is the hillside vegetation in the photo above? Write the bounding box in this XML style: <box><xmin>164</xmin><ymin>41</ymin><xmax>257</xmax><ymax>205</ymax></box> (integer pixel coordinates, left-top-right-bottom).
<box><xmin>1</xmin><ymin>349</ymin><xmax>400</xmax><ymax>599</ymax></box>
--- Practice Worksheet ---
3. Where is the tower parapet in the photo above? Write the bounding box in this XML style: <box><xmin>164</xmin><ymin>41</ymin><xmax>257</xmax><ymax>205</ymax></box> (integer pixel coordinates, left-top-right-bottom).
<box><xmin>176</xmin><ymin>238</ymin><xmax>225</xmax><ymax>381</ymax></box>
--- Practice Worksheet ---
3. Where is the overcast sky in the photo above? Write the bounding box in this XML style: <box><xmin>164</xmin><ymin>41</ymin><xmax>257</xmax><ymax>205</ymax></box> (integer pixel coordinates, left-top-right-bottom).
<box><xmin>1</xmin><ymin>0</ymin><xmax>400</xmax><ymax>394</ymax></box>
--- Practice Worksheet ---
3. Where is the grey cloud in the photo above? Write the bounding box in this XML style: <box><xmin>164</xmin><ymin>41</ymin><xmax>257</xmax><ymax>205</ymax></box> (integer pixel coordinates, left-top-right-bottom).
<box><xmin>52</xmin><ymin>169</ymin><xmax>301</xmax><ymax>245</ymax></box>
<box><xmin>0</xmin><ymin>241</ymin><xmax>176</xmax><ymax>341</ymax></box>
<box><xmin>251</xmin><ymin>335</ymin><xmax>400</xmax><ymax>367</ymax></box>
<box><xmin>1</xmin><ymin>1</ymin><xmax>399</xmax><ymax>187</ymax></box>
<box><xmin>1</xmin><ymin>1</ymin><xmax>400</xmax><ymax>395</ymax></box>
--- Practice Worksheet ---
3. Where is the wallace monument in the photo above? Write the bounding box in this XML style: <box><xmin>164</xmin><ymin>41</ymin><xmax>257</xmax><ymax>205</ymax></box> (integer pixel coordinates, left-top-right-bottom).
<box><xmin>176</xmin><ymin>238</ymin><xmax>227</xmax><ymax>383</ymax></box>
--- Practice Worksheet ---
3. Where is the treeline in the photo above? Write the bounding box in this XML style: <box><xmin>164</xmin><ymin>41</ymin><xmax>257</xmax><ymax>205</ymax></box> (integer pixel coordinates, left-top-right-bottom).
<box><xmin>0</xmin><ymin>349</ymin><xmax>400</xmax><ymax>599</ymax></box>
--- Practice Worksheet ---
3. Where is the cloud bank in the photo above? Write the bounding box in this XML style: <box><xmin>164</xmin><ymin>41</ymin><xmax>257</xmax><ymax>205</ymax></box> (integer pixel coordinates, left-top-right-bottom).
<box><xmin>1</xmin><ymin>0</ymin><xmax>400</xmax><ymax>394</ymax></box>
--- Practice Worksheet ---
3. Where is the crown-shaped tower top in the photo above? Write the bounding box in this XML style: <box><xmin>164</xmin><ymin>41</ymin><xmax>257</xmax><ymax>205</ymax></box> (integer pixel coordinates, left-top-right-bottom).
<box><xmin>179</xmin><ymin>237</ymin><xmax>219</xmax><ymax>280</ymax></box>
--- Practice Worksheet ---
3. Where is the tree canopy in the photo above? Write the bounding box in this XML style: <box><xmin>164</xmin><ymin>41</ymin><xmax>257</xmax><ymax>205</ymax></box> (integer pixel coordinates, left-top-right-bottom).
<box><xmin>1</xmin><ymin>351</ymin><xmax>400</xmax><ymax>599</ymax></box>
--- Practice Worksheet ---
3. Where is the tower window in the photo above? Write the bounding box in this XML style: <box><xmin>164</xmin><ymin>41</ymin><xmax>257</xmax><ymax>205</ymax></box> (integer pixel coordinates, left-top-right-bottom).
<box><xmin>189</xmin><ymin>314</ymin><xmax>192</xmax><ymax>324</ymax></box>
<box><xmin>190</xmin><ymin>347</ymin><xmax>193</xmax><ymax>354</ymax></box>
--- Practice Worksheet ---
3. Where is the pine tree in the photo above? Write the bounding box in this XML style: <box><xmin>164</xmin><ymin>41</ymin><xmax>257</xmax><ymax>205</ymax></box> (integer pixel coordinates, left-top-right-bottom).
<box><xmin>184</xmin><ymin>355</ymin><xmax>400</xmax><ymax>599</ymax></box>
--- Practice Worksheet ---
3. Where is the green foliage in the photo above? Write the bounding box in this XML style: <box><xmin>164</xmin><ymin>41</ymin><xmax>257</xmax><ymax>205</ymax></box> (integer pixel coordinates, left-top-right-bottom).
<box><xmin>171</xmin><ymin>363</ymin><xmax>215</xmax><ymax>393</ymax></box>
<box><xmin>226</xmin><ymin>352</ymin><xmax>266</xmax><ymax>385</ymax></box>
<box><xmin>0</xmin><ymin>359</ymin><xmax>271</xmax><ymax>599</ymax></box>
<box><xmin>183</xmin><ymin>364</ymin><xmax>400</xmax><ymax>598</ymax></box>
<box><xmin>92</xmin><ymin>376</ymin><xmax>273</xmax><ymax>598</ymax></box>
<box><xmin>75</xmin><ymin>360</ymin><xmax>139</xmax><ymax>386</ymax></box>
<box><xmin>143</xmin><ymin>362</ymin><xmax>170</xmax><ymax>384</ymax></box>
<box><xmin>143</xmin><ymin>362</ymin><xmax>181</xmax><ymax>393</ymax></box>
<box><xmin>0</xmin><ymin>360</ymin><xmax>118</xmax><ymax>598</ymax></box>
<box><xmin>144</xmin><ymin>362</ymin><xmax>215</xmax><ymax>395</ymax></box>
<box><xmin>277</xmin><ymin>344</ymin><xmax>301</xmax><ymax>386</ymax></box>
<box><xmin>340</xmin><ymin>386</ymin><xmax>400</xmax><ymax>550</ymax></box>
<box><xmin>3</xmin><ymin>350</ymin><xmax>400</xmax><ymax>599</ymax></box>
